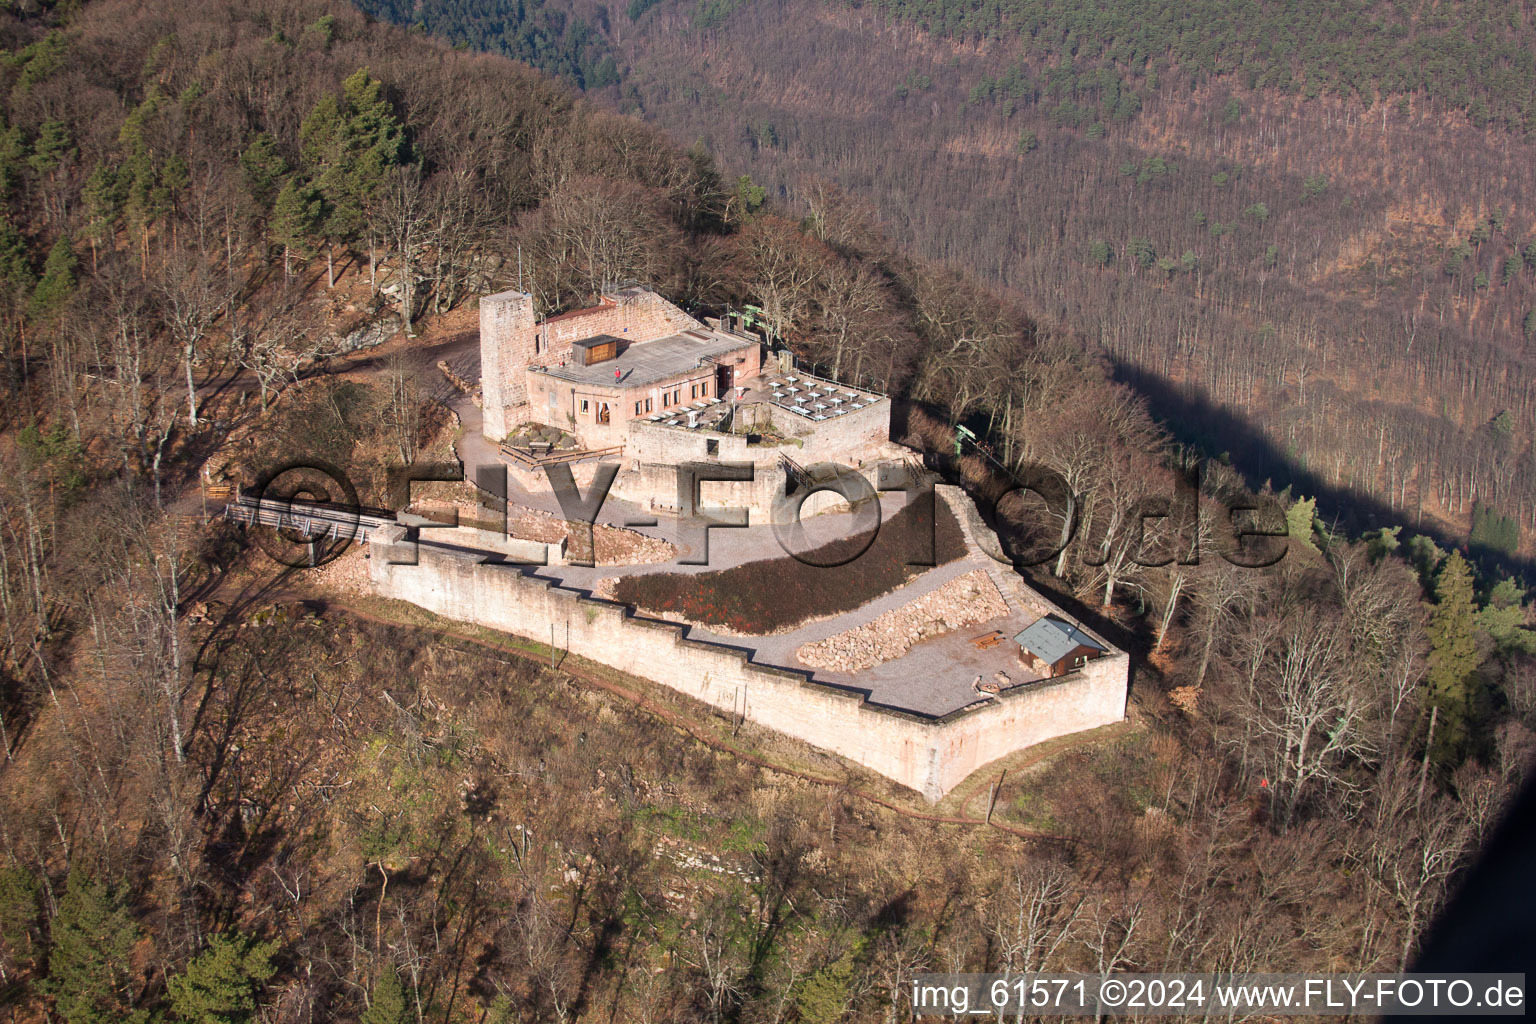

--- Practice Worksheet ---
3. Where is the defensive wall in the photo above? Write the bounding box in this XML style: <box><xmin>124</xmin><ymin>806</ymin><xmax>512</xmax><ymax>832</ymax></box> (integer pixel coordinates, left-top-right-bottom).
<box><xmin>611</xmin><ymin>396</ymin><xmax>902</xmax><ymax>522</ymax></box>
<box><xmin>366</xmin><ymin>486</ymin><xmax>1128</xmax><ymax>801</ymax></box>
<box><xmin>482</xmin><ymin>287</ymin><xmax>701</xmax><ymax>440</ymax></box>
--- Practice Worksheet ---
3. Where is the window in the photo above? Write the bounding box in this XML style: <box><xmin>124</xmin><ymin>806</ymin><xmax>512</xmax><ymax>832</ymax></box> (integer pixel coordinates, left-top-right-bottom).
<box><xmin>690</xmin><ymin>384</ymin><xmax>697</xmax><ymax>399</ymax></box>
<box><xmin>580</xmin><ymin>399</ymin><xmax>589</xmax><ymax>414</ymax></box>
<box><xmin>645</xmin><ymin>398</ymin><xmax>652</xmax><ymax>412</ymax></box>
<box><xmin>701</xmin><ymin>381</ymin><xmax>710</xmax><ymax>396</ymax></box>
<box><xmin>706</xmin><ymin>439</ymin><xmax>719</xmax><ymax>456</ymax></box>
<box><xmin>672</xmin><ymin>389</ymin><xmax>681</xmax><ymax>405</ymax></box>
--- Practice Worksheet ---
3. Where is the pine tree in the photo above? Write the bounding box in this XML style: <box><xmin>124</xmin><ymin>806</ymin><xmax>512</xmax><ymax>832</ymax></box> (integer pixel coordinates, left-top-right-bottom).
<box><xmin>26</xmin><ymin>120</ymin><xmax>74</xmax><ymax>176</ymax></box>
<box><xmin>0</xmin><ymin>864</ymin><xmax>42</xmax><ymax>971</ymax></box>
<box><xmin>0</xmin><ymin>216</ymin><xmax>34</xmax><ymax>292</ymax></box>
<box><xmin>1285</xmin><ymin>495</ymin><xmax>1318</xmax><ymax>552</ymax></box>
<box><xmin>80</xmin><ymin>163</ymin><xmax>124</xmax><ymax>269</ymax></box>
<box><xmin>0</xmin><ymin>121</ymin><xmax>26</xmax><ymax>198</ymax></box>
<box><xmin>1424</xmin><ymin>552</ymin><xmax>1485</xmax><ymax>765</ymax></box>
<box><xmin>238</xmin><ymin>133</ymin><xmax>289</xmax><ymax>208</ymax></box>
<box><xmin>269</xmin><ymin>178</ymin><xmax>322</xmax><ymax>280</ymax></box>
<box><xmin>731</xmin><ymin>174</ymin><xmax>766</xmax><ymax>222</ymax></box>
<box><xmin>167</xmin><ymin>932</ymin><xmax>279</xmax><ymax>1024</ymax></box>
<box><xmin>794</xmin><ymin>947</ymin><xmax>858</xmax><ymax>1024</ymax></box>
<box><xmin>31</xmin><ymin>237</ymin><xmax>77</xmax><ymax>317</ymax></box>
<box><xmin>299</xmin><ymin>68</ymin><xmax>410</xmax><ymax>271</ymax></box>
<box><xmin>360</xmin><ymin>966</ymin><xmax>411</xmax><ymax>1024</ymax></box>
<box><xmin>42</xmin><ymin>871</ymin><xmax>143</xmax><ymax>1024</ymax></box>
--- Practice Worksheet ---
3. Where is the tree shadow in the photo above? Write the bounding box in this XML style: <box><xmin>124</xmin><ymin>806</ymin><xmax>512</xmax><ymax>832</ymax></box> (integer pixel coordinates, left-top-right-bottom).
<box><xmin>1119</xmin><ymin>363</ymin><xmax>1536</xmax><ymax>584</ymax></box>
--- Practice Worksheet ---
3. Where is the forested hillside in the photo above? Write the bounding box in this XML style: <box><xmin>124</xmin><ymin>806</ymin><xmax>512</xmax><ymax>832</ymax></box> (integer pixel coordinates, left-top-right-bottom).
<box><xmin>366</xmin><ymin>0</ymin><xmax>1536</xmax><ymax>565</ymax></box>
<box><xmin>0</xmin><ymin>0</ymin><xmax>1533</xmax><ymax>1020</ymax></box>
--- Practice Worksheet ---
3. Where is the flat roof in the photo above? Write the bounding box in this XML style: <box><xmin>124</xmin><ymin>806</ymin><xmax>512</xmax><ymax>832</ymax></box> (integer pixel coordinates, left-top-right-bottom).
<box><xmin>750</xmin><ymin>371</ymin><xmax>884</xmax><ymax>422</ymax></box>
<box><xmin>532</xmin><ymin>330</ymin><xmax>754</xmax><ymax>389</ymax></box>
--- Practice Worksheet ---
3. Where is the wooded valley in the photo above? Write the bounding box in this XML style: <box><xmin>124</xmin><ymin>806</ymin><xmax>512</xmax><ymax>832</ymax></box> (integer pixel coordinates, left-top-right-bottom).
<box><xmin>367</xmin><ymin>0</ymin><xmax>1536</xmax><ymax>568</ymax></box>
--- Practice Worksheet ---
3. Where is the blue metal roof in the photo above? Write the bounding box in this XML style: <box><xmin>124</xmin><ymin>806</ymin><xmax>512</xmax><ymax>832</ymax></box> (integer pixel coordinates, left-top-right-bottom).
<box><xmin>1013</xmin><ymin>617</ymin><xmax>1107</xmax><ymax>665</ymax></box>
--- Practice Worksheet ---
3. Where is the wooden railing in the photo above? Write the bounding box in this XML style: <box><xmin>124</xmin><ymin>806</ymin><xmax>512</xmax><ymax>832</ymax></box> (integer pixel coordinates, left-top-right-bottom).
<box><xmin>222</xmin><ymin>493</ymin><xmax>395</xmax><ymax>541</ymax></box>
<box><xmin>499</xmin><ymin>442</ymin><xmax>625</xmax><ymax>470</ymax></box>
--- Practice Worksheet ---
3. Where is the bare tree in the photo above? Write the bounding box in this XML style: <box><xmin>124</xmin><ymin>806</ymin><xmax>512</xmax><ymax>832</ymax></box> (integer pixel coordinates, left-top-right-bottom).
<box><xmin>376</xmin><ymin>165</ymin><xmax>429</xmax><ymax>337</ymax></box>
<box><xmin>158</xmin><ymin>256</ymin><xmax>223</xmax><ymax>429</ymax></box>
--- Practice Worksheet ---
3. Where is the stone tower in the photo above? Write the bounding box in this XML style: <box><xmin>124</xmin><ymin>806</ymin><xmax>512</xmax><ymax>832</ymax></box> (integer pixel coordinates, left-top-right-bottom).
<box><xmin>480</xmin><ymin>289</ymin><xmax>537</xmax><ymax>441</ymax></box>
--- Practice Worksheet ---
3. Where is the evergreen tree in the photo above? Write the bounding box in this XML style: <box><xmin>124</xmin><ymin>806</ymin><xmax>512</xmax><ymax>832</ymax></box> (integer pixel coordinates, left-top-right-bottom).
<box><xmin>31</xmin><ymin>237</ymin><xmax>77</xmax><ymax>318</ymax></box>
<box><xmin>0</xmin><ymin>121</ymin><xmax>27</xmax><ymax>198</ymax></box>
<box><xmin>360</xmin><ymin>966</ymin><xmax>411</xmax><ymax>1024</ymax></box>
<box><xmin>1285</xmin><ymin>495</ymin><xmax>1318</xmax><ymax>552</ymax></box>
<box><xmin>26</xmin><ymin>120</ymin><xmax>74</xmax><ymax>176</ymax></box>
<box><xmin>0</xmin><ymin>216</ymin><xmax>34</xmax><ymax>291</ymax></box>
<box><xmin>1424</xmin><ymin>552</ymin><xmax>1486</xmax><ymax>765</ymax></box>
<box><xmin>117</xmin><ymin>90</ymin><xmax>170</xmax><ymax>261</ymax></box>
<box><xmin>238</xmin><ymin>133</ymin><xmax>289</xmax><ymax>208</ymax></box>
<box><xmin>167</xmin><ymin>932</ymin><xmax>279</xmax><ymax>1024</ymax></box>
<box><xmin>42</xmin><ymin>871</ymin><xmax>143</xmax><ymax>1024</ymax></box>
<box><xmin>1405</xmin><ymin>534</ymin><xmax>1446</xmax><ymax>586</ymax></box>
<box><xmin>1364</xmin><ymin>524</ymin><xmax>1401</xmax><ymax>561</ymax></box>
<box><xmin>1469</xmin><ymin>502</ymin><xmax>1518</xmax><ymax>556</ymax></box>
<box><xmin>269</xmin><ymin>178</ymin><xmax>323</xmax><ymax>279</ymax></box>
<box><xmin>731</xmin><ymin>174</ymin><xmax>766</xmax><ymax>221</ymax></box>
<box><xmin>0</xmin><ymin>864</ymin><xmax>42</xmax><ymax>971</ymax></box>
<box><xmin>794</xmin><ymin>946</ymin><xmax>859</xmax><ymax>1024</ymax></box>
<box><xmin>299</xmin><ymin>68</ymin><xmax>409</xmax><ymax>252</ymax></box>
<box><xmin>1475</xmin><ymin>579</ymin><xmax>1536</xmax><ymax>655</ymax></box>
<box><xmin>80</xmin><ymin>163</ymin><xmax>124</xmax><ymax>267</ymax></box>
<box><xmin>1128</xmin><ymin>236</ymin><xmax>1156</xmax><ymax>268</ymax></box>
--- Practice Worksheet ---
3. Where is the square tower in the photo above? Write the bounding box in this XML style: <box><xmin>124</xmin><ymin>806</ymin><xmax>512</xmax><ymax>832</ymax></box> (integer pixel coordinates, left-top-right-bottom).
<box><xmin>480</xmin><ymin>290</ymin><xmax>537</xmax><ymax>441</ymax></box>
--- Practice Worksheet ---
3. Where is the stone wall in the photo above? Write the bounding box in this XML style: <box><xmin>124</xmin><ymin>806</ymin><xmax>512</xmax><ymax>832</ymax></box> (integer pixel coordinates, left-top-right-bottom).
<box><xmin>613</xmin><ymin>421</ymin><xmax>896</xmax><ymax>523</ymax></box>
<box><xmin>612</xmin><ymin>392</ymin><xmax>897</xmax><ymax>522</ymax></box>
<box><xmin>779</xmin><ymin>396</ymin><xmax>893</xmax><ymax>466</ymax></box>
<box><xmin>481</xmin><ymin>287</ymin><xmax>704</xmax><ymax>441</ymax></box>
<box><xmin>366</xmin><ymin>488</ymin><xmax>1128</xmax><ymax>800</ymax></box>
<box><xmin>535</xmin><ymin>288</ymin><xmax>701</xmax><ymax>362</ymax></box>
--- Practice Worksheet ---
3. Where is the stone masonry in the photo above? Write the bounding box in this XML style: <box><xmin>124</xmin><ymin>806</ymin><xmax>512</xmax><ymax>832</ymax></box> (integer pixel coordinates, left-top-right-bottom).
<box><xmin>796</xmin><ymin>569</ymin><xmax>1010</xmax><ymax>673</ymax></box>
<box><xmin>365</xmin><ymin>485</ymin><xmax>1129</xmax><ymax>801</ymax></box>
<box><xmin>481</xmin><ymin>287</ymin><xmax>704</xmax><ymax>441</ymax></box>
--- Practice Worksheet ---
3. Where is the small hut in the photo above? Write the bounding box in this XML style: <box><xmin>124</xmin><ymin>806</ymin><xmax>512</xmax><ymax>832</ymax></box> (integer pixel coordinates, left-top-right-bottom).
<box><xmin>1013</xmin><ymin>617</ymin><xmax>1107</xmax><ymax>677</ymax></box>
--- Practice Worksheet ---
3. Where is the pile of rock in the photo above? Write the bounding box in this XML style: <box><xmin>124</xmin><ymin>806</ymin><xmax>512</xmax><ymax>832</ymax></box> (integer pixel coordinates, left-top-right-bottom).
<box><xmin>797</xmin><ymin>570</ymin><xmax>1010</xmax><ymax>672</ymax></box>
<box><xmin>592</xmin><ymin>525</ymin><xmax>675</xmax><ymax>565</ymax></box>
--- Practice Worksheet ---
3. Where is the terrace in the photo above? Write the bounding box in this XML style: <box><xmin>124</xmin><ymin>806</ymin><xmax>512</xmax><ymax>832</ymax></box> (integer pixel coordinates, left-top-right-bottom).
<box><xmin>749</xmin><ymin>372</ymin><xmax>884</xmax><ymax>424</ymax></box>
<box><xmin>643</xmin><ymin>396</ymin><xmax>731</xmax><ymax>431</ymax></box>
<box><xmin>640</xmin><ymin>370</ymin><xmax>884</xmax><ymax>435</ymax></box>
